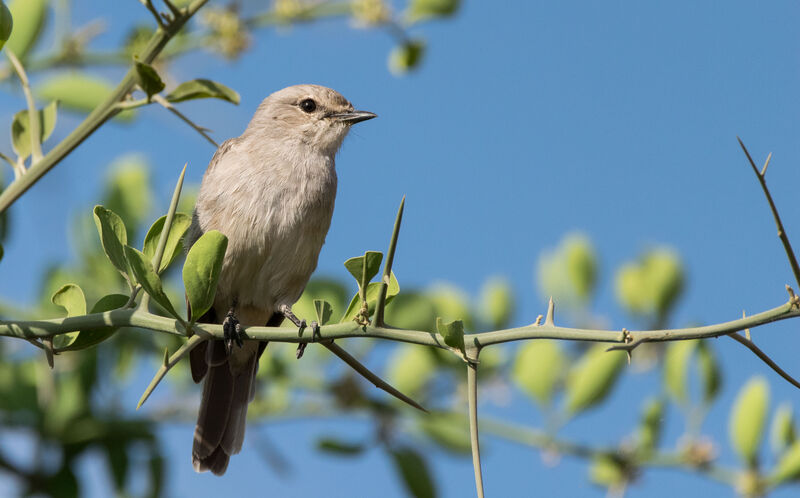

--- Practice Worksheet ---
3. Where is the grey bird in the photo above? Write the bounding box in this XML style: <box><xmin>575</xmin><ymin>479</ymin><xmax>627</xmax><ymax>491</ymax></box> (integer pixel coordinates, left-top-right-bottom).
<box><xmin>186</xmin><ymin>84</ymin><xmax>376</xmax><ymax>475</ymax></box>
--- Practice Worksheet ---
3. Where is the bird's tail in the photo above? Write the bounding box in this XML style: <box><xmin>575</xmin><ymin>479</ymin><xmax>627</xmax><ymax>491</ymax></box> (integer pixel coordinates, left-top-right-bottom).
<box><xmin>191</xmin><ymin>339</ymin><xmax>259</xmax><ymax>475</ymax></box>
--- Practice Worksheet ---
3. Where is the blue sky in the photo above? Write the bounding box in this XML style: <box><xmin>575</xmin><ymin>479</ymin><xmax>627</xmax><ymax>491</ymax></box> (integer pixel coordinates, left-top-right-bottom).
<box><xmin>2</xmin><ymin>0</ymin><xmax>800</xmax><ymax>496</ymax></box>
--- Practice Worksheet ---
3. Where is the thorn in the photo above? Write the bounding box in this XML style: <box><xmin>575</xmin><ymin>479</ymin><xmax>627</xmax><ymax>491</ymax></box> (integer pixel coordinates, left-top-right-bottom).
<box><xmin>43</xmin><ymin>337</ymin><xmax>54</xmax><ymax>369</ymax></box>
<box><xmin>534</xmin><ymin>314</ymin><xmax>543</xmax><ymax>326</ymax></box>
<box><xmin>761</xmin><ymin>152</ymin><xmax>772</xmax><ymax>177</ymax></box>
<box><xmin>163</xmin><ymin>347</ymin><xmax>169</xmax><ymax>367</ymax></box>
<box><xmin>622</xmin><ymin>328</ymin><xmax>632</xmax><ymax>364</ymax></box>
<box><xmin>544</xmin><ymin>297</ymin><xmax>554</xmax><ymax>326</ymax></box>
<box><xmin>743</xmin><ymin>310</ymin><xmax>751</xmax><ymax>341</ymax></box>
<box><xmin>786</xmin><ymin>285</ymin><xmax>800</xmax><ymax>308</ymax></box>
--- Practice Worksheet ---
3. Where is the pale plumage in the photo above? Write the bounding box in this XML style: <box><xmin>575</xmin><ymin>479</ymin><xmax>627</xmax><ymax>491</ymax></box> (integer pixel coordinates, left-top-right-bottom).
<box><xmin>187</xmin><ymin>84</ymin><xmax>375</xmax><ymax>475</ymax></box>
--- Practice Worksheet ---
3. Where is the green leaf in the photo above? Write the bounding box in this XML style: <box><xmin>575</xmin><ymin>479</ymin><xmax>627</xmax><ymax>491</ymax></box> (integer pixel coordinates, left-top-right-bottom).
<box><xmin>512</xmin><ymin>339</ymin><xmax>564</xmax><ymax>406</ymax></box>
<box><xmin>165</xmin><ymin>79</ymin><xmax>240</xmax><ymax>104</ymax></box>
<box><xmin>63</xmin><ymin>294</ymin><xmax>129</xmax><ymax>351</ymax></box>
<box><xmin>663</xmin><ymin>340</ymin><xmax>697</xmax><ymax>405</ymax></box>
<box><xmin>316</xmin><ymin>437</ymin><xmax>365</xmax><ymax>456</ymax></box>
<box><xmin>429</xmin><ymin>284</ymin><xmax>473</xmax><ymax>330</ymax></box>
<box><xmin>340</xmin><ymin>272</ymin><xmax>399</xmax><ymax>323</ymax></box>
<box><xmin>637</xmin><ymin>398</ymin><xmax>665</xmax><ymax>453</ymax></box>
<box><xmin>10</xmin><ymin>100</ymin><xmax>57</xmax><ymax>159</ymax></box>
<box><xmin>93</xmin><ymin>205</ymin><xmax>133</xmax><ymax>285</ymax></box>
<box><xmin>106</xmin><ymin>442</ymin><xmax>129</xmax><ymax>491</ymax></box>
<box><xmin>771</xmin><ymin>403</ymin><xmax>797</xmax><ymax>454</ymax></box>
<box><xmin>104</xmin><ymin>155</ymin><xmax>152</xmax><ymax>232</ymax></box>
<box><xmin>36</xmin><ymin>73</ymin><xmax>134</xmax><ymax>120</ymax></box>
<box><xmin>142</xmin><ymin>213</ymin><xmax>191</xmax><ymax>273</ymax></box>
<box><xmin>565</xmin><ymin>344</ymin><xmax>626</xmax><ymax>414</ymax></box>
<box><xmin>407</xmin><ymin>0</ymin><xmax>460</xmax><ymax>22</ymax></box>
<box><xmin>697</xmin><ymin>340</ymin><xmax>721</xmax><ymax>404</ymax></box>
<box><xmin>480</xmin><ymin>277</ymin><xmax>514</xmax><ymax>329</ymax></box>
<box><xmin>386</xmin><ymin>344</ymin><xmax>436</xmax><ymax>397</ymax></box>
<box><xmin>183</xmin><ymin>230</ymin><xmax>228</xmax><ymax>322</ymax></box>
<box><xmin>125</xmin><ymin>246</ymin><xmax>180</xmax><ymax>319</ymax></box>
<box><xmin>0</xmin><ymin>1</ymin><xmax>13</xmax><ymax>50</ymax></box>
<box><xmin>730</xmin><ymin>376</ymin><xmax>770</xmax><ymax>466</ymax></box>
<box><xmin>6</xmin><ymin>0</ymin><xmax>46</xmax><ymax>58</ymax></box>
<box><xmin>134</xmin><ymin>61</ymin><xmax>165</xmax><ymax>99</ymax></box>
<box><xmin>770</xmin><ymin>441</ymin><xmax>800</xmax><ymax>485</ymax></box>
<box><xmin>313</xmin><ymin>299</ymin><xmax>333</xmax><ymax>325</ymax></box>
<box><xmin>589</xmin><ymin>455</ymin><xmax>625</xmax><ymax>489</ymax></box>
<box><xmin>51</xmin><ymin>283</ymin><xmax>86</xmax><ymax>349</ymax></box>
<box><xmin>418</xmin><ymin>412</ymin><xmax>471</xmax><ymax>454</ymax></box>
<box><xmin>388</xmin><ymin>39</ymin><xmax>425</xmax><ymax>75</ymax></box>
<box><xmin>384</xmin><ymin>292</ymin><xmax>437</xmax><ymax>331</ymax></box>
<box><xmin>436</xmin><ymin>317</ymin><xmax>464</xmax><ymax>352</ymax></box>
<box><xmin>615</xmin><ymin>248</ymin><xmax>684</xmax><ymax>319</ymax></box>
<box><xmin>390</xmin><ymin>447</ymin><xmax>437</xmax><ymax>498</ymax></box>
<box><xmin>344</xmin><ymin>251</ymin><xmax>383</xmax><ymax>291</ymax></box>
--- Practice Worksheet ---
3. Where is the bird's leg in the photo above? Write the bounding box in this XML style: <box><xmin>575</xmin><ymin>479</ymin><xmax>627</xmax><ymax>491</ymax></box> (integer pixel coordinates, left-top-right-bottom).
<box><xmin>279</xmin><ymin>304</ymin><xmax>320</xmax><ymax>359</ymax></box>
<box><xmin>222</xmin><ymin>305</ymin><xmax>244</xmax><ymax>354</ymax></box>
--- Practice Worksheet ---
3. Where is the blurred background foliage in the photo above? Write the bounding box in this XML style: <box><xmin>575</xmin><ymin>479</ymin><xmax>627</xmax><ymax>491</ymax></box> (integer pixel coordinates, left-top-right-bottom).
<box><xmin>0</xmin><ymin>1</ymin><xmax>799</xmax><ymax>497</ymax></box>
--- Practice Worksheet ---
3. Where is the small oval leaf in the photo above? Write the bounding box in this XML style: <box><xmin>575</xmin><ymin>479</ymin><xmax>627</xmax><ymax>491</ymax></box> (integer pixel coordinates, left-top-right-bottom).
<box><xmin>6</xmin><ymin>0</ymin><xmax>46</xmax><ymax>58</ymax></box>
<box><xmin>134</xmin><ymin>62</ymin><xmax>165</xmax><ymax>99</ymax></box>
<box><xmin>183</xmin><ymin>230</ymin><xmax>228</xmax><ymax>322</ymax></box>
<box><xmin>0</xmin><ymin>1</ymin><xmax>12</xmax><ymax>50</ymax></box>
<box><xmin>10</xmin><ymin>100</ymin><xmax>57</xmax><ymax>159</ymax></box>
<box><xmin>386</xmin><ymin>344</ymin><xmax>436</xmax><ymax>397</ymax></box>
<box><xmin>436</xmin><ymin>317</ymin><xmax>464</xmax><ymax>353</ymax></box>
<box><xmin>51</xmin><ymin>283</ymin><xmax>86</xmax><ymax>349</ymax></box>
<box><xmin>730</xmin><ymin>376</ymin><xmax>770</xmax><ymax>466</ymax></box>
<box><xmin>663</xmin><ymin>340</ymin><xmax>697</xmax><ymax>405</ymax></box>
<box><xmin>340</xmin><ymin>272</ymin><xmax>399</xmax><ymax>323</ymax></box>
<box><xmin>390</xmin><ymin>447</ymin><xmax>436</xmax><ymax>498</ymax></box>
<box><xmin>316</xmin><ymin>436</ymin><xmax>365</xmax><ymax>456</ymax></box>
<box><xmin>771</xmin><ymin>403</ymin><xmax>797</xmax><ymax>454</ymax></box>
<box><xmin>480</xmin><ymin>277</ymin><xmax>514</xmax><ymax>329</ymax></box>
<box><xmin>770</xmin><ymin>441</ymin><xmax>800</xmax><ymax>485</ymax></box>
<box><xmin>165</xmin><ymin>79</ymin><xmax>240</xmax><ymax>104</ymax></box>
<box><xmin>63</xmin><ymin>294</ymin><xmax>130</xmax><ymax>351</ymax></box>
<box><xmin>142</xmin><ymin>212</ymin><xmax>191</xmax><ymax>273</ymax></box>
<box><xmin>418</xmin><ymin>411</ymin><xmax>471</xmax><ymax>454</ymax></box>
<box><xmin>565</xmin><ymin>344</ymin><xmax>626</xmax><ymax>414</ymax></box>
<box><xmin>512</xmin><ymin>339</ymin><xmax>564</xmax><ymax>406</ymax></box>
<box><xmin>343</xmin><ymin>251</ymin><xmax>383</xmax><ymax>291</ymax></box>
<box><xmin>125</xmin><ymin>246</ymin><xmax>180</xmax><ymax>319</ymax></box>
<box><xmin>93</xmin><ymin>205</ymin><xmax>132</xmax><ymax>284</ymax></box>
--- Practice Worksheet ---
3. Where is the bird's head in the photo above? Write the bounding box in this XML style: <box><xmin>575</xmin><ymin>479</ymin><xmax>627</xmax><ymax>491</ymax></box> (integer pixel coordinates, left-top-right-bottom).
<box><xmin>248</xmin><ymin>84</ymin><xmax>376</xmax><ymax>155</ymax></box>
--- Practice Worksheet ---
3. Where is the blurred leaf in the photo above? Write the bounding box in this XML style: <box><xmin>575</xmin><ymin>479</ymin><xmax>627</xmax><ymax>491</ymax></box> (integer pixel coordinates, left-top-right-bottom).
<box><xmin>538</xmin><ymin>232</ymin><xmax>597</xmax><ymax>307</ymax></box>
<box><xmin>293</xmin><ymin>278</ymin><xmax>349</xmax><ymax>324</ymax></box>
<box><xmin>436</xmin><ymin>317</ymin><xmax>464</xmax><ymax>353</ymax></box>
<box><xmin>51</xmin><ymin>283</ymin><xmax>86</xmax><ymax>349</ymax></box>
<box><xmin>418</xmin><ymin>412</ymin><xmax>471</xmax><ymax>454</ymax></box>
<box><xmin>10</xmin><ymin>100</ymin><xmax>57</xmax><ymax>159</ymax></box>
<box><xmin>64</xmin><ymin>294</ymin><xmax>129</xmax><ymax>351</ymax></box>
<box><xmin>183</xmin><ymin>230</ymin><xmax>227</xmax><ymax>322</ymax></box>
<box><xmin>386</xmin><ymin>344</ymin><xmax>436</xmax><ymax>397</ymax></box>
<box><xmin>615</xmin><ymin>248</ymin><xmax>684</xmax><ymax>319</ymax></box>
<box><xmin>0</xmin><ymin>1</ymin><xmax>12</xmax><ymax>50</ymax></box>
<box><xmin>0</xmin><ymin>360</ymin><xmax>37</xmax><ymax>411</ymax></box>
<box><xmin>106</xmin><ymin>442</ymin><xmax>129</xmax><ymax>491</ymax></box>
<box><xmin>384</xmin><ymin>292</ymin><xmax>437</xmax><ymax>331</ymax></box>
<box><xmin>134</xmin><ymin>61</ymin><xmax>165</xmax><ymax>99</ymax></box>
<box><xmin>6</xmin><ymin>0</ymin><xmax>46</xmax><ymax>58</ymax></box>
<box><xmin>730</xmin><ymin>376</ymin><xmax>769</xmax><ymax>466</ymax></box>
<box><xmin>771</xmin><ymin>403</ymin><xmax>796</xmax><ymax>454</ymax></box>
<box><xmin>390</xmin><ymin>447</ymin><xmax>437</xmax><ymax>498</ymax></box>
<box><xmin>37</xmin><ymin>73</ymin><xmax>134</xmax><ymax>119</ymax></box>
<box><xmin>407</xmin><ymin>0</ymin><xmax>459</xmax><ymax>22</ymax></box>
<box><xmin>697</xmin><ymin>340</ymin><xmax>721</xmax><ymax>404</ymax></box>
<box><xmin>770</xmin><ymin>441</ymin><xmax>800</xmax><ymax>485</ymax></box>
<box><xmin>142</xmin><ymin>212</ymin><xmax>191</xmax><ymax>273</ymax></box>
<box><xmin>480</xmin><ymin>277</ymin><xmax>514</xmax><ymax>329</ymax></box>
<box><xmin>389</xmin><ymin>39</ymin><xmax>425</xmax><ymax>75</ymax></box>
<box><xmin>344</xmin><ymin>251</ymin><xmax>383</xmax><ymax>291</ymax></box>
<box><xmin>166</xmin><ymin>78</ymin><xmax>240</xmax><ymax>104</ymax></box>
<box><xmin>428</xmin><ymin>284</ymin><xmax>473</xmax><ymax>330</ymax></box>
<box><xmin>125</xmin><ymin>246</ymin><xmax>180</xmax><ymax>319</ymax></box>
<box><xmin>313</xmin><ymin>299</ymin><xmax>333</xmax><ymax>325</ymax></box>
<box><xmin>637</xmin><ymin>398</ymin><xmax>665</xmax><ymax>453</ymax></box>
<box><xmin>93</xmin><ymin>205</ymin><xmax>133</xmax><ymax>285</ymax></box>
<box><xmin>43</xmin><ymin>463</ymin><xmax>78</xmax><ymax>498</ymax></box>
<box><xmin>565</xmin><ymin>233</ymin><xmax>597</xmax><ymax>301</ymax></box>
<box><xmin>565</xmin><ymin>344</ymin><xmax>626</xmax><ymax>414</ymax></box>
<box><xmin>589</xmin><ymin>455</ymin><xmax>625</xmax><ymax>489</ymax></box>
<box><xmin>317</xmin><ymin>436</ymin><xmax>365</xmax><ymax>456</ymax></box>
<box><xmin>123</xmin><ymin>24</ymin><xmax>151</xmax><ymax>58</ymax></box>
<box><xmin>663</xmin><ymin>340</ymin><xmax>697</xmax><ymax>405</ymax></box>
<box><xmin>512</xmin><ymin>339</ymin><xmax>564</xmax><ymax>406</ymax></box>
<box><xmin>104</xmin><ymin>155</ymin><xmax>152</xmax><ymax>232</ymax></box>
<box><xmin>340</xmin><ymin>272</ymin><xmax>399</xmax><ymax>323</ymax></box>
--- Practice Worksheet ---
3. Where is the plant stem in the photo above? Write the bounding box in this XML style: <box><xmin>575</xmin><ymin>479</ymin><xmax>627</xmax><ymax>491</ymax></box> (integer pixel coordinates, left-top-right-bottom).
<box><xmin>6</xmin><ymin>49</ymin><xmax>43</xmax><ymax>163</ymax></box>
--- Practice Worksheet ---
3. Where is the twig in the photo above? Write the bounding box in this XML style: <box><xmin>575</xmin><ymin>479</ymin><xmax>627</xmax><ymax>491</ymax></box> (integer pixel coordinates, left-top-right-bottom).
<box><xmin>152</xmin><ymin>94</ymin><xmax>219</xmax><ymax>147</ymax></box>
<box><xmin>140</xmin><ymin>0</ymin><xmax>166</xmax><ymax>28</ymax></box>
<box><xmin>322</xmin><ymin>340</ymin><xmax>426</xmax><ymax>412</ymax></box>
<box><xmin>6</xmin><ymin>49</ymin><xmax>43</xmax><ymax>163</ymax></box>
<box><xmin>467</xmin><ymin>360</ymin><xmax>485</xmax><ymax>498</ymax></box>
<box><xmin>728</xmin><ymin>332</ymin><xmax>800</xmax><ymax>390</ymax></box>
<box><xmin>738</xmin><ymin>138</ymin><xmax>800</xmax><ymax>290</ymax></box>
<box><xmin>137</xmin><ymin>333</ymin><xmax>206</xmax><ymax>409</ymax></box>
<box><xmin>375</xmin><ymin>196</ymin><xmax>404</xmax><ymax>326</ymax></box>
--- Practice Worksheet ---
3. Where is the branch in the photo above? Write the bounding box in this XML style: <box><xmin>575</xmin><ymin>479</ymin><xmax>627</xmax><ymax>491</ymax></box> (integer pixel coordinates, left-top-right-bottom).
<box><xmin>738</xmin><ymin>138</ymin><xmax>800</xmax><ymax>289</ymax></box>
<box><xmin>727</xmin><ymin>332</ymin><xmax>800</xmax><ymax>389</ymax></box>
<box><xmin>467</xmin><ymin>360</ymin><xmax>485</xmax><ymax>498</ymax></box>
<box><xmin>0</xmin><ymin>0</ymin><xmax>212</xmax><ymax>213</ymax></box>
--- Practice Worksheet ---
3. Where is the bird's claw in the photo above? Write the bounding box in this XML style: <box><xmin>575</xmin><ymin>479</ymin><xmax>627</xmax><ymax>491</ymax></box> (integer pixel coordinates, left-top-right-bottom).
<box><xmin>295</xmin><ymin>321</ymin><xmax>320</xmax><ymax>359</ymax></box>
<box><xmin>223</xmin><ymin>310</ymin><xmax>244</xmax><ymax>354</ymax></box>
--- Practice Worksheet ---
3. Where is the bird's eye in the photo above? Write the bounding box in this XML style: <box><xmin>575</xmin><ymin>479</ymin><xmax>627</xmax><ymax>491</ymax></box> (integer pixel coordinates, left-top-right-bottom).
<box><xmin>299</xmin><ymin>99</ymin><xmax>317</xmax><ymax>113</ymax></box>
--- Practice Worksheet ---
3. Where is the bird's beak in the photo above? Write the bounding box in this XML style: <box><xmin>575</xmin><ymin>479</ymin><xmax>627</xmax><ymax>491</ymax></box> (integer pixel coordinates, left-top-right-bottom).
<box><xmin>329</xmin><ymin>110</ymin><xmax>377</xmax><ymax>124</ymax></box>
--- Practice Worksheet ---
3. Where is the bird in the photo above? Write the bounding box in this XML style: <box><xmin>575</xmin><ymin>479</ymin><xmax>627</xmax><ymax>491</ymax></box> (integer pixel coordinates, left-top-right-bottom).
<box><xmin>185</xmin><ymin>84</ymin><xmax>376</xmax><ymax>475</ymax></box>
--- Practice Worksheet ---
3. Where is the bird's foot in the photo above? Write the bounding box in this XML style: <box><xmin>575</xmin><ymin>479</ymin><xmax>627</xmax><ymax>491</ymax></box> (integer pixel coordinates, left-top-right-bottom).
<box><xmin>223</xmin><ymin>309</ymin><xmax>244</xmax><ymax>354</ymax></box>
<box><xmin>295</xmin><ymin>321</ymin><xmax>320</xmax><ymax>359</ymax></box>
<box><xmin>280</xmin><ymin>304</ymin><xmax>315</xmax><ymax>359</ymax></box>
